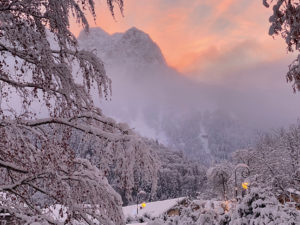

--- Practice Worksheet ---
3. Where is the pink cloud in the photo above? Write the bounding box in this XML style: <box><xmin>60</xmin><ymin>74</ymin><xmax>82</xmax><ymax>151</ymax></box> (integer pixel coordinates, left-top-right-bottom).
<box><xmin>70</xmin><ymin>0</ymin><xmax>291</xmax><ymax>77</ymax></box>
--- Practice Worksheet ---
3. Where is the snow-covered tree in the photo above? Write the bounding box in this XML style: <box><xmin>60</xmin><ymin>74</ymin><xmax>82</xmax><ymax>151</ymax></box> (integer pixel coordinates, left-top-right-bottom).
<box><xmin>232</xmin><ymin>149</ymin><xmax>254</xmax><ymax>166</ymax></box>
<box><xmin>155</xmin><ymin>146</ymin><xmax>207</xmax><ymax>201</ymax></box>
<box><xmin>264</xmin><ymin>0</ymin><xmax>300</xmax><ymax>91</ymax></box>
<box><xmin>70</xmin><ymin>131</ymin><xmax>158</xmax><ymax>206</ymax></box>
<box><xmin>0</xmin><ymin>1</ymin><xmax>158</xmax><ymax>224</ymax></box>
<box><xmin>229</xmin><ymin>123</ymin><xmax>300</xmax><ymax>204</ymax></box>
<box><xmin>207</xmin><ymin>162</ymin><xmax>234</xmax><ymax>200</ymax></box>
<box><xmin>248</xmin><ymin>126</ymin><xmax>300</xmax><ymax>194</ymax></box>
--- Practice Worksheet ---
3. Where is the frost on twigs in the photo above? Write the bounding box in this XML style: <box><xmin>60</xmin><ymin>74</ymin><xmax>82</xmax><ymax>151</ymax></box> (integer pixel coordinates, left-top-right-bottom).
<box><xmin>264</xmin><ymin>0</ymin><xmax>300</xmax><ymax>91</ymax></box>
<box><xmin>0</xmin><ymin>1</ymin><xmax>158</xmax><ymax>225</ymax></box>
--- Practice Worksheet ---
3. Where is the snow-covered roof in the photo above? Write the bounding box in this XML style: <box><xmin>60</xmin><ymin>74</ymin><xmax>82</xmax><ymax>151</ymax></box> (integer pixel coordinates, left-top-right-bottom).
<box><xmin>123</xmin><ymin>197</ymin><xmax>185</xmax><ymax>220</ymax></box>
<box><xmin>286</xmin><ymin>188</ymin><xmax>300</xmax><ymax>196</ymax></box>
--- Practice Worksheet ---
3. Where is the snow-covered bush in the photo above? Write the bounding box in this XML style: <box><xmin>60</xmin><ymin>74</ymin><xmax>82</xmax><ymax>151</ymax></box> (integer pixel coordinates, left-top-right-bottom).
<box><xmin>148</xmin><ymin>198</ymin><xmax>225</xmax><ymax>225</ymax></box>
<box><xmin>229</xmin><ymin>187</ymin><xmax>299</xmax><ymax>225</ymax></box>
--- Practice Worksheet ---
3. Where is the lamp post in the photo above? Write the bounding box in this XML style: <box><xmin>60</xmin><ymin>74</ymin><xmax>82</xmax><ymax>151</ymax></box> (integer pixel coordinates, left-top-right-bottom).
<box><xmin>234</xmin><ymin>164</ymin><xmax>250</xmax><ymax>199</ymax></box>
<box><xmin>136</xmin><ymin>190</ymin><xmax>146</xmax><ymax>215</ymax></box>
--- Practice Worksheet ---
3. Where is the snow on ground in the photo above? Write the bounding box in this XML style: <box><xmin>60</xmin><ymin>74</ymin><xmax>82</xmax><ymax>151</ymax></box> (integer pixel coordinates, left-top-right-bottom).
<box><xmin>127</xmin><ymin>223</ymin><xmax>147</xmax><ymax>225</ymax></box>
<box><xmin>123</xmin><ymin>197</ymin><xmax>185</xmax><ymax>220</ymax></box>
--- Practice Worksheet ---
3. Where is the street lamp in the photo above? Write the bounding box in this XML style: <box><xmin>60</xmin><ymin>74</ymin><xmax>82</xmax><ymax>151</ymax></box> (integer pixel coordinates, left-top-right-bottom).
<box><xmin>234</xmin><ymin>164</ymin><xmax>250</xmax><ymax>199</ymax></box>
<box><xmin>136</xmin><ymin>190</ymin><xmax>146</xmax><ymax>215</ymax></box>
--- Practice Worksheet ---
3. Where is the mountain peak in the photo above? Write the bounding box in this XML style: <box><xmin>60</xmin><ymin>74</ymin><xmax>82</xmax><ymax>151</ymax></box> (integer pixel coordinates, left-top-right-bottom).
<box><xmin>78</xmin><ymin>26</ymin><xmax>166</xmax><ymax>66</ymax></box>
<box><xmin>127</xmin><ymin>26</ymin><xmax>142</xmax><ymax>32</ymax></box>
<box><xmin>121</xmin><ymin>27</ymin><xmax>152</xmax><ymax>44</ymax></box>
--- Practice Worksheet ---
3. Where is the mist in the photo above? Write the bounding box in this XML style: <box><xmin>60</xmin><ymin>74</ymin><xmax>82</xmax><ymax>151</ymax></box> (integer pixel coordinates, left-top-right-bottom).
<box><xmin>78</xmin><ymin>27</ymin><xmax>300</xmax><ymax>161</ymax></box>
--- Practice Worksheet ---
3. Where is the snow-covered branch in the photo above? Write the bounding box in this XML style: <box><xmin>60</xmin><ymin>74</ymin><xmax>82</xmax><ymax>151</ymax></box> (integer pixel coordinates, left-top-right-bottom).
<box><xmin>264</xmin><ymin>0</ymin><xmax>300</xmax><ymax>91</ymax></box>
<box><xmin>0</xmin><ymin>159</ymin><xmax>28</xmax><ymax>174</ymax></box>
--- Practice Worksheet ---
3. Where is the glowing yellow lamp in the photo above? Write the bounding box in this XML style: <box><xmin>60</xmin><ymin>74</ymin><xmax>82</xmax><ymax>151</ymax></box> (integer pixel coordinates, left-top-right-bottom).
<box><xmin>141</xmin><ymin>202</ymin><xmax>146</xmax><ymax>208</ymax></box>
<box><xmin>242</xmin><ymin>182</ymin><xmax>249</xmax><ymax>190</ymax></box>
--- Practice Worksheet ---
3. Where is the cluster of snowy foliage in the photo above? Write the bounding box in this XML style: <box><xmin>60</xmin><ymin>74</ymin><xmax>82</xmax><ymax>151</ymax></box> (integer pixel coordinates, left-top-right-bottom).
<box><xmin>0</xmin><ymin>1</ymin><xmax>158</xmax><ymax>224</ymax></box>
<box><xmin>229</xmin><ymin>187</ymin><xmax>299</xmax><ymax>225</ymax></box>
<box><xmin>233</xmin><ymin>123</ymin><xmax>300</xmax><ymax>195</ymax></box>
<box><xmin>70</xmin><ymin>131</ymin><xmax>159</xmax><ymax>206</ymax></box>
<box><xmin>264</xmin><ymin>0</ymin><xmax>300</xmax><ymax>91</ymax></box>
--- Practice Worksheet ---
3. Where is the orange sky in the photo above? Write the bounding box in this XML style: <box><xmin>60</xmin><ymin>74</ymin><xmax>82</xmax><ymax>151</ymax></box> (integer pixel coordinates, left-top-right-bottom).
<box><xmin>70</xmin><ymin>0</ymin><xmax>291</xmax><ymax>79</ymax></box>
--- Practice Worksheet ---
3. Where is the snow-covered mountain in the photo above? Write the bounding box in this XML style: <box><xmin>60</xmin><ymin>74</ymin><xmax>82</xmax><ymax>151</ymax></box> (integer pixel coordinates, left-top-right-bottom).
<box><xmin>78</xmin><ymin>27</ymin><xmax>166</xmax><ymax>69</ymax></box>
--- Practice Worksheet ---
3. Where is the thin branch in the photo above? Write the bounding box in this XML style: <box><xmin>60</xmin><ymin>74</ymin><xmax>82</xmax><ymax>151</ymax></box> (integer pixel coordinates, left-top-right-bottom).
<box><xmin>0</xmin><ymin>159</ymin><xmax>28</xmax><ymax>174</ymax></box>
